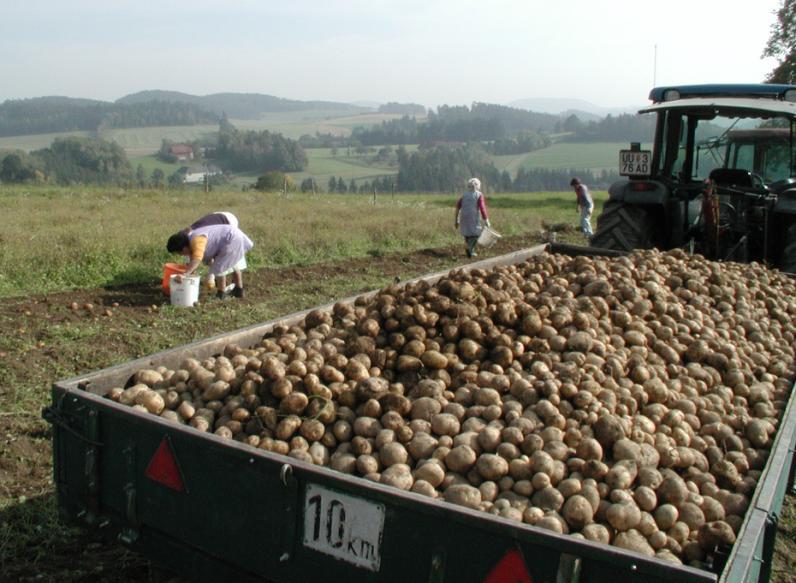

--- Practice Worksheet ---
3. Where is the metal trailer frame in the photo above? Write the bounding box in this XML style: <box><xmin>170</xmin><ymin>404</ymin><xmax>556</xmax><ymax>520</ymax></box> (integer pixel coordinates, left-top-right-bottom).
<box><xmin>44</xmin><ymin>243</ymin><xmax>796</xmax><ymax>583</ymax></box>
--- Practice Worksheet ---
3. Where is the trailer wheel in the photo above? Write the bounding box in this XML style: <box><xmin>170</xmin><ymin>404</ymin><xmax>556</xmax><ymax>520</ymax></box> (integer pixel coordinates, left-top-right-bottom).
<box><xmin>590</xmin><ymin>201</ymin><xmax>655</xmax><ymax>252</ymax></box>
<box><xmin>781</xmin><ymin>222</ymin><xmax>796</xmax><ymax>274</ymax></box>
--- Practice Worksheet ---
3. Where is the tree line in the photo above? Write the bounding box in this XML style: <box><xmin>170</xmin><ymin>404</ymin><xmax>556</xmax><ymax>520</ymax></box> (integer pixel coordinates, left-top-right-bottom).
<box><xmin>0</xmin><ymin>136</ymin><xmax>132</xmax><ymax>185</ymax></box>
<box><xmin>0</xmin><ymin>97</ymin><xmax>218</xmax><ymax>137</ymax></box>
<box><xmin>215</xmin><ymin>122</ymin><xmax>307</xmax><ymax>172</ymax></box>
<box><xmin>347</xmin><ymin>104</ymin><xmax>653</xmax><ymax>152</ymax></box>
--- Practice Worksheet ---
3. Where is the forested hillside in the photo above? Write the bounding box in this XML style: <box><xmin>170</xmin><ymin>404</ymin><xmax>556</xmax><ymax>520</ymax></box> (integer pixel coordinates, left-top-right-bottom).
<box><xmin>117</xmin><ymin>90</ymin><xmax>369</xmax><ymax>119</ymax></box>
<box><xmin>0</xmin><ymin>97</ymin><xmax>217</xmax><ymax>137</ymax></box>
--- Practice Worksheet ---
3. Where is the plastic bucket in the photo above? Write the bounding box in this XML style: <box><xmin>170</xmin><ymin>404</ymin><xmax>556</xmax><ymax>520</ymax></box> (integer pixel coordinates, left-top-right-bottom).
<box><xmin>162</xmin><ymin>263</ymin><xmax>186</xmax><ymax>295</ymax></box>
<box><xmin>477</xmin><ymin>226</ymin><xmax>502</xmax><ymax>248</ymax></box>
<box><xmin>169</xmin><ymin>275</ymin><xmax>200</xmax><ymax>307</ymax></box>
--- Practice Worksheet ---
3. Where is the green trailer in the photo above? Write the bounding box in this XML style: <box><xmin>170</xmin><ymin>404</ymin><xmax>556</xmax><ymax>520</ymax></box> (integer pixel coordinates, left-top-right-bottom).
<box><xmin>44</xmin><ymin>244</ymin><xmax>796</xmax><ymax>583</ymax></box>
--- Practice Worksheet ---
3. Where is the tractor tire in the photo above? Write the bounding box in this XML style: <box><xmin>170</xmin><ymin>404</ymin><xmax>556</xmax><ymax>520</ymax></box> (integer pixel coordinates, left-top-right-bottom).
<box><xmin>590</xmin><ymin>200</ymin><xmax>655</xmax><ymax>252</ymax></box>
<box><xmin>781</xmin><ymin>222</ymin><xmax>796</xmax><ymax>274</ymax></box>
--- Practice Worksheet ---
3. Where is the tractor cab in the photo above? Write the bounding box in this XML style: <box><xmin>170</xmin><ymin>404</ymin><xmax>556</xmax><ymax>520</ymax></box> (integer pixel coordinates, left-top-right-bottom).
<box><xmin>592</xmin><ymin>84</ymin><xmax>796</xmax><ymax>273</ymax></box>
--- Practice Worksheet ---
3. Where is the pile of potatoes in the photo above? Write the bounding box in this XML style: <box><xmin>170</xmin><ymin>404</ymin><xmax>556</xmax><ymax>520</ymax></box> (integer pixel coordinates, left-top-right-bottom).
<box><xmin>108</xmin><ymin>249</ymin><xmax>796</xmax><ymax>569</ymax></box>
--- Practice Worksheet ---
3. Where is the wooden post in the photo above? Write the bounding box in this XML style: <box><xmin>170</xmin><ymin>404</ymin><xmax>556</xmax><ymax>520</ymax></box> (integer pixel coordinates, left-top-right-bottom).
<box><xmin>372</xmin><ymin>188</ymin><xmax>376</xmax><ymax>205</ymax></box>
<box><xmin>392</xmin><ymin>184</ymin><xmax>395</xmax><ymax>203</ymax></box>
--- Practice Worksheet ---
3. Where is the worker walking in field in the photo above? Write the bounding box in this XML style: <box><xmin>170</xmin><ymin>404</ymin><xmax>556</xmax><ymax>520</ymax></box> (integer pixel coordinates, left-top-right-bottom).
<box><xmin>570</xmin><ymin>177</ymin><xmax>594</xmax><ymax>239</ymax></box>
<box><xmin>455</xmin><ymin>178</ymin><xmax>490</xmax><ymax>258</ymax></box>
<box><xmin>167</xmin><ymin>223</ymin><xmax>253</xmax><ymax>300</ymax></box>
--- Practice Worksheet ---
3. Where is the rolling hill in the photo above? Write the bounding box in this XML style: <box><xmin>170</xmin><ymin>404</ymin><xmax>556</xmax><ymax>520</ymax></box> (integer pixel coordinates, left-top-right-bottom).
<box><xmin>116</xmin><ymin>90</ymin><xmax>372</xmax><ymax>119</ymax></box>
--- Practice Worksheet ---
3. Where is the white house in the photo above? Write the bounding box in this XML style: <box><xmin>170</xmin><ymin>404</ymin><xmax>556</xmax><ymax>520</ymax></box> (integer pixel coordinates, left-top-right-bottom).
<box><xmin>183</xmin><ymin>165</ymin><xmax>222</xmax><ymax>184</ymax></box>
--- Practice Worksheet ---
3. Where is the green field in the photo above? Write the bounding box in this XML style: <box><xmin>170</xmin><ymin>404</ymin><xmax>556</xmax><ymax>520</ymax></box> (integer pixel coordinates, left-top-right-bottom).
<box><xmin>0</xmin><ymin>130</ymin><xmax>93</xmax><ymax>152</ymax></box>
<box><xmin>0</xmin><ymin>186</ymin><xmax>603</xmax><ymax>298</ymax></box>
<box><xmin>0</xmin><ymin>111</ymin><xmax>410</xmax><ymax>155</ymax></box>
<box><xmin>232</xmin><ymin>111</ymin><xmax>415</xmax><ymax>139</ymax></box>
<box><xmin>128</xmin><ymin>154</ymin><xmax>183</xmax><ymax>176</ymax></box>
<box><xmin>492</xmin><ymin>142</ymin><xmax>653</xmax><ymax>174</ymax></box>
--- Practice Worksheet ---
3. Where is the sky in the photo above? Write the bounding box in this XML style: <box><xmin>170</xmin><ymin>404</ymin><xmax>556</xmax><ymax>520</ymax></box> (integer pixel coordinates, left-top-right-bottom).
<box><xmin>0</xmin><ymin>0</ymin><xmax>784</xmax><ymax>110</ymax></box>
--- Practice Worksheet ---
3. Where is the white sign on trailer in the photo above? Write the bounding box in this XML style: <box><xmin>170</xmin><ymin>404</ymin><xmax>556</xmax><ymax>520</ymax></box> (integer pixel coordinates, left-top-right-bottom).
<box><xmin>302</xmin><ymin>484</ymin><xmax>385</xmax><ymax>571</ymax></box>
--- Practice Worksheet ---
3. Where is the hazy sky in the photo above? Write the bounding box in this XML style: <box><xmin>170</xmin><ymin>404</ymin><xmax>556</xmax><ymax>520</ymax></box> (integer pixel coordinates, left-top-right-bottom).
<box><xmin>0</xmin><ymin>0</ymin><xmax>783</xmax><ymax>109</ymax></box>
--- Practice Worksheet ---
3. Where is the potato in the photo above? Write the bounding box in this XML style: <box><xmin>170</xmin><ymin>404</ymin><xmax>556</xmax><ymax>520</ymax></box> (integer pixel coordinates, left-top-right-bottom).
<box><xmin>562</xmin><ymin>495</ymin><xmax>594</xmax><ymax>530</ymax></box>
<box><xmin>605</xmin><ymin>502</ymin><xmax>641</xmax><ymax>532</ymax></box>
<box><xmin>445</xmin><ymin>445</ymin><xmax>478</xmax><ymax>473</ymax></box>
<box><xmin>444</xmin><ymin>484</ymin><xmax>482</xmax><ymax>509</ymax></box>
<box><xmin>414</xmin><ymin>460</ymin><xmax>445</xmax><ymax>488</ymax></box>
<box><xmin>614</xmin><ymin>529</ymin><xmax>655</xmax><ymax>557</ymax></box>
<box><xmin>476</xmin><ymin>454</ymin><xmax>509</xmax><ymax>481</ymax></box>
<box><xmin>380</xmin><ymin>442</ymin><xmax>409</xmax><ymax>467</ymax></box>
<box><xmin>113</xmin><ymin>248</ymin><xmax>796</xmax><ymax>568</ymax></box>
<box><xmin>129</xmin><ymin>388</ymin><xmax>163</xmax><ymax>415</ymax></box>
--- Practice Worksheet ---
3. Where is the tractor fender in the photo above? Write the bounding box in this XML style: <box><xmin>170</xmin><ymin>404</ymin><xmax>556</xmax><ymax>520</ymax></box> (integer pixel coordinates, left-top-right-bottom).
<box><xmin>607</xmin><ymin>178</ymin><xmax>670</xmax><ymax>205</ymax></box>
<box><xmin>773</xmin><ymin>189</ymin><xmax>796</xmax><ymax>215</ymax></box>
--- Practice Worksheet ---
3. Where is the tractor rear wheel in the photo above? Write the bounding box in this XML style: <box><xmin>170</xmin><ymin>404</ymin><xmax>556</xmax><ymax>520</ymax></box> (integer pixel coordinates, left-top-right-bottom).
<box><xmin>590</xmin><ymin>200</ymin><xmax>655</xmax><ymax>252</ymax></box>
<box><xmin>781</xmin><ymin>222</ymin><xmax>796</xmax><ymax>274</ymax></box>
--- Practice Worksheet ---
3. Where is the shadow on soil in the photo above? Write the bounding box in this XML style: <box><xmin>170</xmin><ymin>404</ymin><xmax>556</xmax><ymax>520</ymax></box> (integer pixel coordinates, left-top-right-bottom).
<box><xmin>0</xmin><ymin>492</ymin><xmax>179</xmax><ymax>583</ymax></box>
<box><xmin>102</xmin><ymin>279</ymin><xmax>167</xmax><ymax>308</ymax></box>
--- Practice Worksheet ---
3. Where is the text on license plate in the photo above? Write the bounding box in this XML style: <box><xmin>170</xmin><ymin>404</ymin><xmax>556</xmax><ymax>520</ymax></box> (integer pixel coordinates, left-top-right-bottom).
<box><xmin>619</xmin><ymin>150</ymin><xmax>652</xmax><ymax>176</ymax></box>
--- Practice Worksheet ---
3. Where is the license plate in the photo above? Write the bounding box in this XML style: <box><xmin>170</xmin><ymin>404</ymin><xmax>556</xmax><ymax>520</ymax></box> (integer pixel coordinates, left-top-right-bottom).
<box><xmin>619</xmin><ymin>150</ymin><xmax>652</xmax><ymax>176</ymax></box>
<box><xmin>302</xmin><ymin>484</ymin><xmax>385</xmax><ymax>571</ymax></box>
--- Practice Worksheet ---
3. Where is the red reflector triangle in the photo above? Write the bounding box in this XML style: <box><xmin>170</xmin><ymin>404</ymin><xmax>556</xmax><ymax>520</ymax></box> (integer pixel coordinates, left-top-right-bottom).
<box><xmin>144</xmin><ymin>437</ymin><xmax>186</xmax><ymax>492</ymax></box>
<box><xmin>483</xmin><ymin>549</ymin><xmax>533</xmax><ymax>583</ymax></box>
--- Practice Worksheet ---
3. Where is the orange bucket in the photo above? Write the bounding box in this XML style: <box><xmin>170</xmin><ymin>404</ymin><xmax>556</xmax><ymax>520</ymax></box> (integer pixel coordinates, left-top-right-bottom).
<box><xmin>162</xmin><ymin>263</ymin><xmax>187</xmax><ymax>295</ymax></box>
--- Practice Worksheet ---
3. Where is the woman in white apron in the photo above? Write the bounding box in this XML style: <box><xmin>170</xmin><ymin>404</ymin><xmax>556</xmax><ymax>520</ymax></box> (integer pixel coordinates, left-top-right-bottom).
<box><xmin>455</xmin><ymin>178</ymin><xmax>491</xmax><ymax>257</ymax></box>
<box><xmin>167</xmin><ymin>224</ymin><xmax>254</xmax><ymax>299</ymax></box>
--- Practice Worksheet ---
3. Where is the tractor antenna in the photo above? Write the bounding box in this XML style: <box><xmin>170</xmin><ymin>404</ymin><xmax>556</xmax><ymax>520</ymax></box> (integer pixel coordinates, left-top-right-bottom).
<box><xmin>653</xmin><ymin>44</ymin><xmax>658</xmax><ymax>86</ymax></box>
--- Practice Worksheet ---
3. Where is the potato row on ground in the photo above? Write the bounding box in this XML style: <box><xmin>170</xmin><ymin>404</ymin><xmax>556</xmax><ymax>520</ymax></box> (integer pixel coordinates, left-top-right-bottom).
<box><xmin>109</xmin><ymin>249</ymin><xmax>796</xmax><ymax>570</ymax></box>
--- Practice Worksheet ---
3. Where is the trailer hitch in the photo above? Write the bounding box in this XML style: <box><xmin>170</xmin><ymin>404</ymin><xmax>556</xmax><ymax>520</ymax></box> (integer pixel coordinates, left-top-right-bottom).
<box><xmin>42</xmin><ymin>398</ymin><xmax>103</xmax><ymax>447</ymax></box>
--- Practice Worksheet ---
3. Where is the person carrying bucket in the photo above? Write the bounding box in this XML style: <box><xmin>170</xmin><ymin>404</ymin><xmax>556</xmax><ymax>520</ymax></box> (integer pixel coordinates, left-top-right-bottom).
<box><xmin>166</xmin><ymin>224</ymin><xmax>253</xmax><ymax>300</ymax></box>
<box><xmin>181</xmin><ymin>211</ymin><xmax>244</xmax><ymax>291</ymax></box>
<box><xmin>455</xmin><ymin>178</ymin><xmax>490</xmax><ymax>258</ymax></box>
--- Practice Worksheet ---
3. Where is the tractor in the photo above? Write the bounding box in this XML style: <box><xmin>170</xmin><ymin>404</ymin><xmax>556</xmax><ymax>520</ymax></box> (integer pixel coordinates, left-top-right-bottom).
<box><xmin>590</xmin><ymin>84</ymin><xmax>796</xmax><ymax>273</ymax></box>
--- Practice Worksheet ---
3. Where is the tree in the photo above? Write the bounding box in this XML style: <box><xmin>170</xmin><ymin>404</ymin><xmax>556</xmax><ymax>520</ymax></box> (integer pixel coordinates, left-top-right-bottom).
<box><xmin>255</xmin><ymin>170</ymin><xmax>287</xmax><ymax>192</ymax></box>
<box><xmin>349</xmin><ymin>178</ymin><xmax>356</xmax><ymax>193</ymax></box>
<box><xmin>150</xmin><ymin>168</ymin><xmax>165</xmax><ymax>188</ymax></box>
<box><xmin>135</xmin><ymin>164</ymin><xmax>146</xmax><ymax>187</ymax></box>
<box><xmin>336</xmin><ymin>177</ymin><xmax>347</xmax><ymax>193</ymax></box>
<box><xmin>328</xmin><ymin>176</ymin><xmax>338</xmax><ymax>193</ymax></box>
<box><xmin>168</xmin><ymin>171</ymin><xmax>184</xmax><ymax>188</ymax></box>
<box><xmin>763</xmin><ymin>0</ymin><xmax>796</xmax><ymax>83</ymax></box>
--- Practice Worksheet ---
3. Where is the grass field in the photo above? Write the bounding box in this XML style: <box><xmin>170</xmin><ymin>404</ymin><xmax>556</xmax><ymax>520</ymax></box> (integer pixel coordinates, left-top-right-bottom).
<box><xmin>127</xmin><ymin>154</ymin><xmax>183</xmax><ymax>176</ymax></box>
<box><xmin>0</xmin><ymin>186</ymin><xmax>599</xmax><ymax>298</ymax></box>
<box><xmin>233</xmin><ymin>111</ymin><xmax>414</xmax><ymax>139</ymax></box>
<box><xmin>492</xmin><ymin>142</ymin><xmax>653</xmax><ymax>174</ymax></box>
<box><xmin>0</xmin><ymin>111</ymin><xmax>411</xmax><ymax>155</ymax></box>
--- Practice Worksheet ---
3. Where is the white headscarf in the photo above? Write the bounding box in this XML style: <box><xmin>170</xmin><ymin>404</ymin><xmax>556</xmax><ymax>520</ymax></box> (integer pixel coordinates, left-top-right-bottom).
<box><xmin>467</xmin><ymin>178</ymin><xmax>481</xmax><ymax>190</ymax></box>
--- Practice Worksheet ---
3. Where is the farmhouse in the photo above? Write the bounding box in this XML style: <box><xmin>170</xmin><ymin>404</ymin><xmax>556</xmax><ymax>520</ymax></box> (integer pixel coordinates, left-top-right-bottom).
<box><xmin>169</xmin><ymin>144</ymin><xmax>194</xmax><ymax>161</ymax></box>
<box><xmin>183</xmin><ymin>164</ymin><xmax>222</xmax><ymax>184</ymax></box>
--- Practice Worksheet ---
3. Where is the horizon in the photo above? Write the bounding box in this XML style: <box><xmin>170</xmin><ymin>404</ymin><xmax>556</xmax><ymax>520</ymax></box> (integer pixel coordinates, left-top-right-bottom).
<box><xmin>0</xmin><ymin>0</ymin><xmax>781</xmax><ymax>109</ymax></box>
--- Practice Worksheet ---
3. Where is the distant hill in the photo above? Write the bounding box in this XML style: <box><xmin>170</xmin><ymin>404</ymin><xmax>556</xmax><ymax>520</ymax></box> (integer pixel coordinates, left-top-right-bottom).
<box><xmin>0</xmin><ymin>96</ymin><xmax>217</xmax><ymax>137</ymax></box>
<box><xmin>117</xmin><ymin>90</ymin><xmax>373</xmax><ymax>119</ymax></box>
<box><xmin>508</xmin><ymin>97</ymin><xmax>642</xmax><ymax>118</ymax></box>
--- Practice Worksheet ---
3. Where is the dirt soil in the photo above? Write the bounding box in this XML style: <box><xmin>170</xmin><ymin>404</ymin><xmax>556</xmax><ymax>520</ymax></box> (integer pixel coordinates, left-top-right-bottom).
<box><xmin>1</xmin><ymin>234</ymin><xmax>794</xmax><ymax>582</ymax></box>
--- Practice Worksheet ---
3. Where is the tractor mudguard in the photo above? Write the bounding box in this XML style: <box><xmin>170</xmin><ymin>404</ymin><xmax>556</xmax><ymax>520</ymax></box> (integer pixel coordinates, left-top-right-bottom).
<box><xmin>773</xmin><ymin>189</ymin><xmax>796</xmax><ymax>215</ymax></box>
<box><xmin>607</xmin><ymin>178</ymin><xmax>670</xmax><ymax>205</ymax></box>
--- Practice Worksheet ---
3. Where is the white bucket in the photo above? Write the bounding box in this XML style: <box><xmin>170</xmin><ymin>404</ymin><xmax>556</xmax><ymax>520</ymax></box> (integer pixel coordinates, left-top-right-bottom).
<box><xmin>169</xmin><ymin>275</ymin><xmax>200</xmax><ymax>307</ymax></box>
<box><xmin>477</xmin><ymin>226</ymin><xmax>502</xmax><ymax>248</ymax></box>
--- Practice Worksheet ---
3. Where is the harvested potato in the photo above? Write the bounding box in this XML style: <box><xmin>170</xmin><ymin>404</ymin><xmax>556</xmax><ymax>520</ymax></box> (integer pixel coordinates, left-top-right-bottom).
<box><xmin>109</xmin><ymin>248</ymin><xmax>796</xmax><ymax>570</ymax></box>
